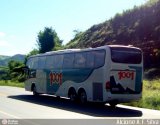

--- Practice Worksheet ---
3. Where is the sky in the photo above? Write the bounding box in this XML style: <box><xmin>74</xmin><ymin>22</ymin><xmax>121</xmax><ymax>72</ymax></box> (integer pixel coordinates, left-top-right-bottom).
<box><xmin>0</xmin><ymin>0</ymin><xmax>146</xmax><ymax>56</ymax></box>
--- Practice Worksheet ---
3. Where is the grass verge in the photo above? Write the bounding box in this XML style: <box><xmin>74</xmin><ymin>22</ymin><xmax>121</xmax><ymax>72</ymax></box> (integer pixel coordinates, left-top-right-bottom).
<box><xmin>124</xmin><ymin>79</ymin><xmax>160</xmax><ymax>110</ymax></box>
<box><xmin>0</xmin><ymin>80</ymin><xmax>24</xmax><ymax>88</ymax></box>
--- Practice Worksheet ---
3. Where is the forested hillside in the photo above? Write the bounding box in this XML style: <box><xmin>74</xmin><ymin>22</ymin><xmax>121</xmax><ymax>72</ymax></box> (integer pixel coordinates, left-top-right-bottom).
<box><xmin>66</xmin><ymin>0</ymin><xmax>160</xmax><ymax>68</ymax></box>
<box><xmin>0</xmin><ymin>54</ymin><xmax>25</xmax><ymax>66</ymax></box>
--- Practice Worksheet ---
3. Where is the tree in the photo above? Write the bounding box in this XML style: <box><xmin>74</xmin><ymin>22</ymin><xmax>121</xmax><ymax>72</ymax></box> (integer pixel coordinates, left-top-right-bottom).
<box><xmin>8</xmin><ymin>60</ymin><xmax>25</xmax><ymax>82</ymax></box>
<box><xmin>73</xmin><ymin>29</ymin><xmax>82</xmax><ymax>37</ymax></box>
<box><xmin>27</xmin><ymin>49</ymin><xmax>39</xmax><ymax>56</ymax></box>
<box><xmin>24</xmin><ymin>49</ymin><xmax>39</xmax><ymax>64</ymax></box>
<box><xmin>37</xmin><ymin>27</ymin><xmax>62</xmax><ymax>53</ymax></box>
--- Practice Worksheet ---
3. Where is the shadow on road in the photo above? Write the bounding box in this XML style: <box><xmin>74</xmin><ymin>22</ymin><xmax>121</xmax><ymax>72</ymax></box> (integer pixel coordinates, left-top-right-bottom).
<box><xmin>8</xmin><ymin>94</ymin><xmax>142</xmax><ymax>117</ymax></box>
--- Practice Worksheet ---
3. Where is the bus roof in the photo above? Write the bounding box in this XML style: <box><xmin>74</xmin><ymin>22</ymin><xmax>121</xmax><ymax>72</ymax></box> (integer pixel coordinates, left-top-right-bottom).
<box><xmin>28</xmin><ymin>45</ymin><xmax>140</xmax><ymax>58</ymax></box>
<box><xmin>108</xmin><ymin>45</ymin><xmax>141</xmax><ymax>50</ymax></box>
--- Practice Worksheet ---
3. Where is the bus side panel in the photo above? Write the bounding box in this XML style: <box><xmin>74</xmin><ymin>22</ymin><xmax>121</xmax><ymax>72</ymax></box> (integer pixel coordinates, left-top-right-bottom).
<box><xmin>48</xmin><ymin>68</ymin><xmax>94</xmax><ymax>96</ymax></box>
<box><xmin>45</xmin><ymin>69</ymin><xmax>62</xmax><ymax>94</ymax></box>
<box><xmin>90</xmin><ymin>68</ymin><xmax>105</xmax><ymax>102</ymax></box>
<box><xmin>36</xmin><ymin>70</ymin><xmax>47</xmax><ymax>93</ymax></box>
<box><xmin>54</xmin><ymin>67</ymin><xmax>105</xmax><ymax>102</ymax></box>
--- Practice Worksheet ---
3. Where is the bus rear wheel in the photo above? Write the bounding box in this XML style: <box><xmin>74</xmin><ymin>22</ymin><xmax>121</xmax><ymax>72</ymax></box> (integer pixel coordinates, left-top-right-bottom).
<box><xmin>68</xmin><ymin>89</ymin><xmax>77</xmax><ymax>102</ymax></box>
<box><xmin>79</xmin><ymin>90</ymin><xmax>87</xmax><ymax>104</ymax></box>
<box><xmin>109</xmin><ymin>102</ymin><xmax>117</xmax><ymax>108</ymax></box>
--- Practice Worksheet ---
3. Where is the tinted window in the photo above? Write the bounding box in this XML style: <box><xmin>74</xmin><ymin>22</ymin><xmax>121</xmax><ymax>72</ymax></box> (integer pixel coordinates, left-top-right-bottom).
<box><xmin>111</xmin><ymin>47</ymin><xmax>142</xmax><ymax>64</ymax></box>
<box><xmin>75</xmin><ymin>53</ymin><xmax>86</xmax><ymax>68</ymax></box>
<box><xmin>46</xmin><ymin>55</ymin><xmax>55</xmax><ymax>69</ymax></box>
<box><xmin>32</xmin><ymin>57</ymin><xmax>38</xmax><ymax>69</ymax></box>
<box><xmin>54</xmin><ymin>55</ymin><xmax>63</xmax><ymax>69</ymax></box>
<box><xmin>27</xmin><ymin>57</ymin><xmax>39</xmax><ymax>69</ymax></box>
<box><xmin>94</xmin><ymin>50</ymin><xmax>105</xmax><ymax>68</ymax></box>
<box><xmin>38</xmin><ymin>56</ymin><xmax>46</xmax><ymax>69</ymax></box>
<box><xmin>63</xmin><ymin>53</ymin><xmax>74</xmax><ymax>68</ymax></box>
<box><xmin>86</xmin><ymin>51</ymin><xmax>94</xmax><ymax>68</ymax></box>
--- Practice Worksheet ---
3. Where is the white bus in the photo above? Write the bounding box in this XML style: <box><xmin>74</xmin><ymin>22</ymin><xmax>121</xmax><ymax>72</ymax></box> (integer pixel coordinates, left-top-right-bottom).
<box><xmin>25</xmin><ymin>45</ymin><xmax>143</xmax><ymax>106</ymax></box>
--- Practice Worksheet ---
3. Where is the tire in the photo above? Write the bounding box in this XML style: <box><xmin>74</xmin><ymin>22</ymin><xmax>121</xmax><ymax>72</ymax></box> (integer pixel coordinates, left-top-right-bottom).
<box><xmin>79</xmin><ymin>90</ymin><xmax>87</xmax><ymax>104</ymax></box>
<box><xmin>56</xmin><ymin>96</ymin><xmax>60</xmax><ymax>99</ymax></box>
<box><xmin>109</xmin><ymin>102</ymin><xmax>117</xmax><ymax>108</ymax></box>
<box><xmin>33</xmin><ymin>85</ymin><xmax>39</xmax><ymax>96</ymax></box>
<box><xmin>69</xmin><ymin>89</ymin><xmax>77</xmax><ymax>102</ymax></box>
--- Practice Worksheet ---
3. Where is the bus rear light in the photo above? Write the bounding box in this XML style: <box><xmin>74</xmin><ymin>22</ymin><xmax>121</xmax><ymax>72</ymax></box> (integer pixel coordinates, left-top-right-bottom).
<box><xmin>106</xmin><ymin>81</ymin><xmax>110</xmax><ymax>90</ymax></box>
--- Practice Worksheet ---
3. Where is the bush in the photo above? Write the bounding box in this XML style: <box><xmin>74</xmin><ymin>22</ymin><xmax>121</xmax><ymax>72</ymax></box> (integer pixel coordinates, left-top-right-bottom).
<box><xmin>144</xmin><ymin>68</ymin><xmax>160</xmax><ymax>80</ymax></box>
<box><xmin>124</xmin><ymin>79</ymin><xmax>160</xmax><ymax>110</ymax></box>
<box><xmin>0</xmin><ymin>80</ymin><xmax>24</xmax><ymax>88</ymax></box>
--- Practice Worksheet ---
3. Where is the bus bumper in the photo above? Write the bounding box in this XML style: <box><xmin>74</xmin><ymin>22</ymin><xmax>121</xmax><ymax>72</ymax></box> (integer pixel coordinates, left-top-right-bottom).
<box><xmin>104</xmin><ymin>93</ymin><xmax>142</xmax><ymax>103</ymax></box>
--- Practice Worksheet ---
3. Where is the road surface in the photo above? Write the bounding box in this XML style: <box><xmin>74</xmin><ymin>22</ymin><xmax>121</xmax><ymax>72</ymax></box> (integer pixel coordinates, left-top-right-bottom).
<box><xmin>0</xmin><ymin>86</ymin><xmax>160</xmax><ymax>120</ymax></box>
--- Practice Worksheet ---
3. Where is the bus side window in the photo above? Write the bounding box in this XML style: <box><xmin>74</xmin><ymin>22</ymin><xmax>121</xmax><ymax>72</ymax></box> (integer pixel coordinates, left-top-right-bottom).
<box><xmin>94</xmin><ymin>50</ymin><xmax>105</xmax><ymax>68</ymax></box>
<box><xmin>32</xmin><ymin>57</ymin><xmax>38</xmax><ymax>69</ymax></box>
<box><xmin>38</xmin><ymin>57</ymin><xmax>46</xmax><ymax>69</ymax></box>
<box><xmin>86</xmin><ymin>51</ymin><xmax>94</xmax><ymax>68</ymax></box>
<box><xmin>63</xmin><ymin>53</ymin><xmax>74</xmax><ymax>69</ymax></box>
<box><xmin>54</xmin><ymin>55</ymin><xmax>63</xmax><ymax>69</ymax></box>
<box><xmin>46</xmin><ymin>55</ymin><xmax>55</xmax><ymax>69</ymax></box>
<box><xmin>74</xmin><ymin>53</ymin><xmax>86</xmax><ymax>68</ymax></box>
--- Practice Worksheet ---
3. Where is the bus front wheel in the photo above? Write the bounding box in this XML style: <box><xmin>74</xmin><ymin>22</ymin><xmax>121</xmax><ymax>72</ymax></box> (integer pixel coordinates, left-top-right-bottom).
<box><xmin>32</xmin><ymin>85</ymin><xmax>39</xmax><ymax>96</ymax></box>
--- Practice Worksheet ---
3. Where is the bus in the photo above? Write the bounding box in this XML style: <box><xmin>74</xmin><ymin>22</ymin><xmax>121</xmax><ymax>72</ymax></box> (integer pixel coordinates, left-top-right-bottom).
<box><xmin>25</xmin><ymin>45</ymin><xmax>143</xmax><ymax>106</ymax></box>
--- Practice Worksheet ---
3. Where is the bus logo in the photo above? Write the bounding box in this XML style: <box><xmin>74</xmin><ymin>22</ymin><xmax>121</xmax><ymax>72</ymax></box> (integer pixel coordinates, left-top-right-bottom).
<box><xmin>118</xmin><ymin>71</ymin><xmax>134</xmax><ymax>80</ymax></box>
<box><xmin>49</xmin><ymin>72</ymin><xmax>62</xmax><ymax>86</ymax></box>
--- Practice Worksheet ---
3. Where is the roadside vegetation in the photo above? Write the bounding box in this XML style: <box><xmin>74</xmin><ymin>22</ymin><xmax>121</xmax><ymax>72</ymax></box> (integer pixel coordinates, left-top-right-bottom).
<box><xmin>0</xmin><ymin>80</ymin><xmax>24</xmax><ymax>88</ymax></box>
<box><xmin>124</xmin><ymin>78</ymin><xmax>160</xmax><ymax>110</ymax></box>
<box><xmin>0</xmin><ymin>60</ymin><xmax>25</xmax><ymax>82</ymax></box>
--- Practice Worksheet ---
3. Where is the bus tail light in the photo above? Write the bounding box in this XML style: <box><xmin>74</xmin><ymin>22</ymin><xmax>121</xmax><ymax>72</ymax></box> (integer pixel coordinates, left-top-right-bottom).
<box><xmin>106</xmin><ymin>81</ymin><xmax>110</xmax><ymax>90</ymax></box>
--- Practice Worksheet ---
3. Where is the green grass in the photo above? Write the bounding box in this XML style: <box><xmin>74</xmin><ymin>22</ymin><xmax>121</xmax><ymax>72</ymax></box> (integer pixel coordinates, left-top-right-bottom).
<box><xmin>124</xmin><ymin>79</ymin><xmax>160</xmax><ymax>110</ymax></box>
<box><xmin>0</xmin><ymin>80</ymin><xmax>24</xmax><ymax>88</ymax></box>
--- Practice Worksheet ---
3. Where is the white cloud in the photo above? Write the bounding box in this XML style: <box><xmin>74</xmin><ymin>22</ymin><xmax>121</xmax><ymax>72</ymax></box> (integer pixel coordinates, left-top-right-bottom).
<box><xmin>0</xmin><ymin>32</ymin><xmax>6</xmax><ymax>37</ymax></box>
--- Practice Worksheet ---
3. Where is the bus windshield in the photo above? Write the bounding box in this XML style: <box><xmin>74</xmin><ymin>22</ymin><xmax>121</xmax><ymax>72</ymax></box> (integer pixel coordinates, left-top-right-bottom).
<box><xmin>110</xmin><ymin>47</ymin><xmax>142</xmax><ymax>64</ymax></box>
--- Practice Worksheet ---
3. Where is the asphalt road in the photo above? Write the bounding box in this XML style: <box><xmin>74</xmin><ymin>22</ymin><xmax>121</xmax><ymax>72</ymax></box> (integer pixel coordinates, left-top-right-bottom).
<box><xmin>0</xmin><ymin>86</ymin><xmax>160</xmax><ymax>120</ymax></box>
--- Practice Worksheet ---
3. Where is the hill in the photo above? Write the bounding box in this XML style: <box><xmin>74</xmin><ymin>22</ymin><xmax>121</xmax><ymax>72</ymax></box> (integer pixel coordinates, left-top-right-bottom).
<box><xmin>66</xmin><ymin>0</ymin><xmax>160</xmax><ymax>69</ymax></box>
<box><xmin>0</xmin><ymin>55</ymin><xmax>10</xmax><ymax>60</ymax></box>
<box><xmin>0</xmin><ymin>54</ymin><xmax>25</xmax><ymax>67</ymax></box>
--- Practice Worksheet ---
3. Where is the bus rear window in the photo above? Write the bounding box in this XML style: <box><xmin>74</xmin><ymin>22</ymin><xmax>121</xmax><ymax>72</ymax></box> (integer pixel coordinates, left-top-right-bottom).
<box><xmin>111</xmin><ymin>47</ymin><xmax>142</xmax><ymax>64</ymax></box>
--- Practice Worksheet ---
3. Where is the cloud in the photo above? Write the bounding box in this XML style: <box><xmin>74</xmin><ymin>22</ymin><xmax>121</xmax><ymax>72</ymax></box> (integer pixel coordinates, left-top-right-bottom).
<box><xmin>0</xmin><ymin>32</ymin><xmax>6</xmax><ymax>37</ymax></box>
